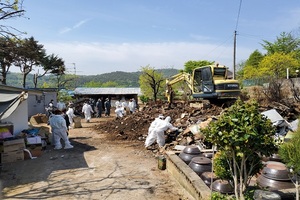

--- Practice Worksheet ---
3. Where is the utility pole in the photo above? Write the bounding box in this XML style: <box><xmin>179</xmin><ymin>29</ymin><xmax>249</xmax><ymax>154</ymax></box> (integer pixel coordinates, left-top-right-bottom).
<box><xmin>72</xmin><ymin>63</ymin><xmax>77</xmax><ymax>88</ymax></box>
<box><xmin>233</xmin><ymin>30</ymin><xmax>237</xmax><ymax>80</ymax></box>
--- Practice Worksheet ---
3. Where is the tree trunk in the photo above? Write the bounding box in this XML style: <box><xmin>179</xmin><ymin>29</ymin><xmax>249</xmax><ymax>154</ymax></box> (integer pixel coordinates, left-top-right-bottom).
<box><xmin>232</xmin><ymin>155</ymin><xmax>239</xmax><ymax>200</ymax></box>
<box><xmin>1</xmin><ymin>72</ymin><xmax>7</xmax><ymax>85</ymax></box>
<box><xmin>22</xmin><ymin>73</ymin><xmax>26</xmax><ymax>88</ymax></box>
<box><xmin>296</xmin><ymin>176</ymin><xmax>299</xmax><ymax>200</ymax></box>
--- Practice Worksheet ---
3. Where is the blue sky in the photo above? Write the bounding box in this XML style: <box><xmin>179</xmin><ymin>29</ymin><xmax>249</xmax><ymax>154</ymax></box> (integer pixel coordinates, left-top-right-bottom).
<box><xmin>4</xmin><ymin>0</ymin><xmax>300</xmax><ymax>75</ymax></box>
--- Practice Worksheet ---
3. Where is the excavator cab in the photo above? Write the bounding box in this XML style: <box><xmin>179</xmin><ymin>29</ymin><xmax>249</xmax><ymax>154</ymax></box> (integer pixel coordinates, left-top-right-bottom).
<box><xmin>191</xmin><ymin>65</ymin><xmax>240</xmax><ymax>99</ymax></box>
<box><xmin>192</xmin><ymin>66</ymin><xmax>214</xmax><ymax>94</ymax></box>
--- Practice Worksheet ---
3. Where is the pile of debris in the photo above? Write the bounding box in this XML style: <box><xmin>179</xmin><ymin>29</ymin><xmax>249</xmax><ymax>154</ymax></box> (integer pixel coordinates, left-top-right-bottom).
<box><xmin>95</xmin><ymin>101</ymin><xmax>223</xmax><ymax>144</ymax></box>
<box><xmin>95</xmin><ymin>100</ymin><xmax>300</xmax><ymax>149</ymax></box>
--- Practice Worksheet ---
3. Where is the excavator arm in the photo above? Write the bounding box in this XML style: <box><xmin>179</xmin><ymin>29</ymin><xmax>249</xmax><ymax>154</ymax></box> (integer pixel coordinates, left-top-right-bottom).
<box><xmin>165</xmin><ymin>72</ymin><xmax>193</xmax><ymax>103</ymax></box>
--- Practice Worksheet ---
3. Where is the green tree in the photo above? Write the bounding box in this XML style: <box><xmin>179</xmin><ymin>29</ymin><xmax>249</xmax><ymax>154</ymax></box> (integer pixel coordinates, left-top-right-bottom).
<box><xmin>261</xmin><ymin>32</ymin><xmax>300</xmax><ymax>55</ymax></box>
<box><xmin>0</xmin><ymin>37</ymin><xmax>16</xmax><ymax>84</ymax></box>
<box><xmin>34</xmin><ymin>54</ymin><xmax>65</xmax><ymax>88</ymax></box>
<box><xmin>102</xmin><ymin>81</ymin><xmax>119</xmax><ymax>87</ymax></box>
<box><xmin>139</xmin><ymin>65</ymin><xmax>165</xmax><ymax>101</ymax></box>
<box><xmin>245</xmin><ymin>50</ymin><xmax>264</xmax><ymax>68</ymax></box>
<box><xmin>279</xmin><ymin>129</ymin><xmax>300</xmax><ymax>200</ymax></box>
<box><xmin>259</xmin><ymin>52</ymin><xmax>299</xmax><ymax>78</ymax></box>
<box><xmin>13</xmin><ymin>37</ymin><xmax>45</xmax><ymax>88</ymax></box>
<box><xmin>239</xmin><ymin>50</ymin><xmax>264</xmax><ymax>80</ymax></box>
<box><xmin>84</xmin><ymin>80</ymin><xmax>102</xmax><ymax>87</ymax></box>
<box><xmin>51</xmin><ymin>65</ymin><xmax>67</xmax><ymax>91</ymax></box>
<box><xmin>184</xmin><ymin>60</ymin><xmax>214</xmax><ymax>74</ymax></box>
<box><xmin>57</xmin><ymin>89</ymin><xmax>74</xmax><ymax>104</ymax></box>
<box><xmin>202</xmin><ymin>99</ymin><xmax>277</xmax><ymax>200</ymax></box>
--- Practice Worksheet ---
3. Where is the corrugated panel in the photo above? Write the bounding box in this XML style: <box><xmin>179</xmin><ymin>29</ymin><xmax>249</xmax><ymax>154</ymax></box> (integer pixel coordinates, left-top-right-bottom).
<box><xmin>74</xmin><ymin>87</ymin><xmax>141</xmax><ymax>95</ymax></box>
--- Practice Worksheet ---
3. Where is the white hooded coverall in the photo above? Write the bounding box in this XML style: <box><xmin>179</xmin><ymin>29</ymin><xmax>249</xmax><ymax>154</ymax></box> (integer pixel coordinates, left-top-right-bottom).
<box><xmin>82</xmin><ymin>103</ymin><xmax>94</xmax><ymax>122</ymax></box>
<box><xmin>66</xmin><ymin>107</ymin><xmax>76</xmax><ymax>124</ymax></box>
<box><xmin>49</xmin><ymin>114</ymin><xmax>73</xmax><ymax>149</ymax></box>
<box><xmin>155</xmin><ymin>116</ymin><xmax>178</xmax><ymax>147</ymax></box>
<box><xmin>145</xmin><ymin>116</ymin><xmax>177</xmax><ymax>148</ymax></box>
<box><xmin>128</xmin><ymin>100</ymin><xmax>136</xmax><ymax>113</ymax></box>
<box><xmin>145</xmin><ymin>117</ymin><xmax>163</xmax><ymax>147</ymax></box>
<box><xmin>115</xmin><ymin>106</ymin><xmax>125</xmax><ymax>118</ymax></box>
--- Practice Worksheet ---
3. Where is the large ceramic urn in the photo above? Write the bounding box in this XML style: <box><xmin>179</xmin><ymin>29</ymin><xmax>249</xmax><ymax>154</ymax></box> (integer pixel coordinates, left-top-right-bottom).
<box><xmin>178</xmin><ymin>145</ymin><xmax>202</xmax><ymax>164</ymax></box>
<box><xmin>188</xmin><ymin>156</ymin><xmax>212</xmax><ymax>176</ymax></box>
<box><xmin>257</xmin><ymin>161</ymin><xmax>294</xmax><ymax>190</ymax></box>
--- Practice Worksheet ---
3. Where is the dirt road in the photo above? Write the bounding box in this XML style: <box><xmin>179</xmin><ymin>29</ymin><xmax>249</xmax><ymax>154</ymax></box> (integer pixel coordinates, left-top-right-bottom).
<box><xmin>1</xmin><ymin>117</ymin><xmax>193</xmax><ymax>200</ymax></box>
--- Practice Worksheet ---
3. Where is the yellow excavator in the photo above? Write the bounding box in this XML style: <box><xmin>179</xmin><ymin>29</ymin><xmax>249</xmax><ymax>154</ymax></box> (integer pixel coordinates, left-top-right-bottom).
<box><xmin>165</xmin><ymin>64</ymin><xmax>240</xmax><ymax>104</ymax></box>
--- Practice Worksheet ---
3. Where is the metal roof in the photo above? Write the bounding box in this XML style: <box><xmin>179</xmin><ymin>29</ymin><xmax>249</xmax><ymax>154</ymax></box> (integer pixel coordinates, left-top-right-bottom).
<box><xmin>74</xmin><ymin>87</ymin><xmax>142</xmax><ymax>95</ymax></box>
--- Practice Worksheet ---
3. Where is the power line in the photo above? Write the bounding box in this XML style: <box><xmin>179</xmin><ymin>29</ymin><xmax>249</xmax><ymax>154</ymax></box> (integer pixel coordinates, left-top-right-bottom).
<box><xmin>235</xmin><ymin>0</ymin><xmax>243</xmax><ymax>31</ymax></box>
<box><xmin>233</xmin><ymin>0</ymin><xmax>243</xmax><ymax>79</ymax></box>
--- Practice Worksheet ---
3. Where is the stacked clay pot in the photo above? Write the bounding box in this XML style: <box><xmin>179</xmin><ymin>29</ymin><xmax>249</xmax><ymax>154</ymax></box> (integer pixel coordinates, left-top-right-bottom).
<box><xmin>178</xmin><ymin>145</ymin><xmax>202</xmax><ymax>164</ymax></box>
<box><xmin>188</xmin><ymin>156</ymin><xmax>212</xmax><ymax>176</ymax></box>
<box><xmin>257</xmin><ymin>161</ymin><xmax>294</xmax><ymax>190</ymax></box>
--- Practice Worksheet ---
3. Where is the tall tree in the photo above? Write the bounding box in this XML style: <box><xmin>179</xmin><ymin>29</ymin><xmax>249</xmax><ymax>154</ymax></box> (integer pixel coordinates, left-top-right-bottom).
<box><xmin>0</xmin><ymin>37</ymin><xmax>16</xmax><ymax>84</ymax></box>
<box><xmin>34</xmin><ymin>54</ymin><xmax>65</xmax><ymax>88</ymax></box>
<box><xmin>13</xmin><ymin>37</ymin><xmax>45</xmax><ymax>88</ymax></box>
<box><xmin>242</xmin><ymin>50</ymin><xmax>264</xmax><ymax>79</ymax></box>
<box><xmin>184</xmin><ymin>60</ymin><xmax>214</xmax><ymax>74</ymax></box>
<box><xmin>245</xmin><ymin>50</ymin><xmax>264</xmax><ymax>68</ymax></box>
<box><xmin>49</xmin><ymin>62</ymin><xmax>67</xmax><ymax>91</ymax></box>
<box><xmin>261</xmin><ymin>32</ymin><xmax>300</xmax><ymax>55</ymax></box>
<box><xmin>139</xmin><ymin>66</ymin><xmax>165</xmax><ymax>102</ymax></box>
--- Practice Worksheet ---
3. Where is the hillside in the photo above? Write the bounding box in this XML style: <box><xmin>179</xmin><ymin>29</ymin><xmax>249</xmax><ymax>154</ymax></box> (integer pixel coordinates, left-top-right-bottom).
<box><xmin>5</xmin><ymin>68</ymin><xmax>180</xmax><ymax>88</ymax></box>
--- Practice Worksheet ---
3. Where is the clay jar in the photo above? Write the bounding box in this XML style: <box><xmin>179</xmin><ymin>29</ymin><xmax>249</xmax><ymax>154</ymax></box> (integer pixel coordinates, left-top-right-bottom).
<box><xmin>188</xmin><ymin>156</ymin><xmax>212</xmax><ymax>176</ymax></box>
<box><xmin>261</xmin><ymin>161</ymin><xmax>290</xmax><ymax>181</ymax></box>
<box><xmin>212</xmin><ymin>179</ymin><xmax>234</xmax><ymax>194</ymax></box>
<box><xmin>257</xmin><ymin>175</ymin><xmax>294</xmax><ymax>190</ymax></box>
<box><xmin>268</xmin><ymin>153</ymin><xmax>282</xmax><ymax>162</ymax></box>
<box><xmin>257</xmin><ymin>161</ymin><xmax>294</xmax><ymax>190</ymax></box>
<box><xmin>202</xmin><ymin>152</ymin><xmax>214</xmax><ymax>159</ymax></box>
<box><xmin>200</xmin><ymin>171</ymin><xmax>218</xmax><ymax>187</ymax></box>
<box><xmin>178</xmin><ymin>145</ymin><xmax>202</xmax><ymax>164</ymax></box>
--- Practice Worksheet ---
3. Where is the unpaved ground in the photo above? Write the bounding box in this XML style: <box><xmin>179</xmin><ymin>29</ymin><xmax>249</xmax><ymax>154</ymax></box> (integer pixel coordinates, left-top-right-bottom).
<box><xmin>0</xmin><ymin>116</ymin><xmax>193</xmax><ymax>200</ymax></box>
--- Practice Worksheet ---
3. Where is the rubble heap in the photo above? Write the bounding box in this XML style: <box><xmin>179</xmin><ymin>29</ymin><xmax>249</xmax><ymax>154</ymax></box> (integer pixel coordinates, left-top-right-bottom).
<box><xmin>95</xmin><ymin>101</ymin><xmax>223</xmax><ymax>143</ymax></box>
<box><xmin>95</xmin><ymin>100</ymin><xmax>300</xmax><ymax>149</ymax></box>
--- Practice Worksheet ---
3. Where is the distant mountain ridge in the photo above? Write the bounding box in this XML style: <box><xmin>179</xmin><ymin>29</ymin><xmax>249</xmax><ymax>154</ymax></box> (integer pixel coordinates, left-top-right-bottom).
<box><xmin>5</xmin><ymin>68</ymin><xmax>180</xmax><ymax>88</ymax></box>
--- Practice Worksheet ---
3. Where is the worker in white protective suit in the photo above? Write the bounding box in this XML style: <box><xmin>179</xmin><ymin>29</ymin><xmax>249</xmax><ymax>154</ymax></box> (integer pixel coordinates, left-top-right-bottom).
<box><xmin>128</xmin><ymin>98</ymin><xmax>136</xmax><ymax>114</ymax></box>
<box><xmin>66</xmin><ymin>106</ymin><xmax>76</xmax><ymax>128</ymax></box>
<box><xmin>49</xmin><ymin>110</ymin><xmax>74</xmax><ymax>150</ymax></box>
<box><xmin>145</xmin><ymin>114</ymin><xmax>166</xmax><ymax>149</ymax></box>
<box><xmin>115</xmin><ymin>105</ymin><xmax>125</xmax><ymax>118</ymax></box>
<box><xmin>82</xmin><ymin>102</ymin><xmax>94</xmax><ymax>122</ymax></box>
<box><xmin>149</xmin><ymin>116</ymin><xmax>178</xmax><ymax>149</ymax></box>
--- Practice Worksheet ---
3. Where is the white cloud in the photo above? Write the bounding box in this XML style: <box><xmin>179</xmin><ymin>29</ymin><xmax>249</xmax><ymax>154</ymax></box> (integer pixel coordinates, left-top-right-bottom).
<box><xmin>59</xmin><ymin>19</ymin><xmax>90</xmax><ymax>34</ymax></box>
<box><xmin>73</xmin><ymin>19</ymin><xmax>89</xmax><ymax>29</ymax></box>
<box><xmin>59</xmin><ymin>27</ymin><xmax>72</xmax><ymax>34</ymax></box>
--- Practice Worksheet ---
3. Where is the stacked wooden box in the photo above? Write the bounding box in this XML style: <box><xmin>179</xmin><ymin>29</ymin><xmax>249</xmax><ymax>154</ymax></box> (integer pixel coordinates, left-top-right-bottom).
<box><xmin>0</xmin><ymin>138</ymin><xmax>25</xmax><ymax>164</ymax></box>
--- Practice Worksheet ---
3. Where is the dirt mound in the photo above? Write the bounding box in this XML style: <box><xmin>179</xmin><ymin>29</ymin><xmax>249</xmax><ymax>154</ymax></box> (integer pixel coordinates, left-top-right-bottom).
<box><xmin>95</xmin><ymin>101</ymin><xmax>224</xmax><ymax>142</ymax></box>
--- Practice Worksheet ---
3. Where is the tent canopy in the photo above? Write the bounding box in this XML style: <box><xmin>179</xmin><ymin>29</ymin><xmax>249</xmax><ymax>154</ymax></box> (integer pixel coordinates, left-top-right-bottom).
<box><xmin>0</xmin><ymin>90</ymin><xmax>28</xmax><ymax>120</ymax></box>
